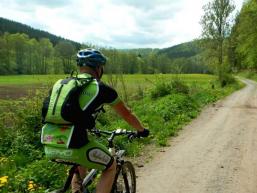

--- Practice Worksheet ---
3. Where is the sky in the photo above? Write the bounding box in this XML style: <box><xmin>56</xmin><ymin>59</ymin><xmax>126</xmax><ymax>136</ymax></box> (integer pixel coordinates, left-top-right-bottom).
<box><xmin>0</xmin><ymin>0</ymin><xmax>245</xmax><ymax>49</ymax></box>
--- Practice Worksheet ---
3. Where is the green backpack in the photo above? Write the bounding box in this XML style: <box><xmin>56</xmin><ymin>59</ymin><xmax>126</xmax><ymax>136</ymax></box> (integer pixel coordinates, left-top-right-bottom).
<box><xmin>42</xmin><ymin>73</ymin><xmax>93</xmax><ymax>125</ymax></box>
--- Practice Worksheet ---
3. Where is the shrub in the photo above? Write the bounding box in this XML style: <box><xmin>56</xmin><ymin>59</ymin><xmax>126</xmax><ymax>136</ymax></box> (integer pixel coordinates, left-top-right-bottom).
<box><xmin>171</xmin><ymin>79</ymin><xmax>189</xmax><ymax>94</ymax></box>
<box><xmin>150</xmin><ymin>79</ymin><xmax>189</xmax><ymax>99</ymax></box>
<box><xmin>150</xmin><ymin>82</ymin><xmax>172</xmax><ymax>99</ymax></box>
<box><xmin>245</xmin><ymin>71</ymin><xmax>257</xmax><ymax>79</ymax></box>
<box><xmin>1</xmin><ymin>158</ymin><xmax>68</xmax><ymax>193</ymax></box>
<box><xmin>218</xmin><ymin>73</ymin><xmax>236</xmax><ymax>87</ymax></box>
<box><xmin>0</xmin><ymin>91</ymin><xmax>44</xmax><ymax>157</ymax></box>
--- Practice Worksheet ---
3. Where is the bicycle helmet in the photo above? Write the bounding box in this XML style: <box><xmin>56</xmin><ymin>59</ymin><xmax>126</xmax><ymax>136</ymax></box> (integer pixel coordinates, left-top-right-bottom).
<box><xmin>76</xmin><ymin>48</ymin><xmax>107</xmax><ymax>68</ymax></box>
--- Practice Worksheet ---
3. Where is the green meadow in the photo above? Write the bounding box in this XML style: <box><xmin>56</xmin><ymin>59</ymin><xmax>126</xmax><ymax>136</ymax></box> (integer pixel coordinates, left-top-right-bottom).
<box><xmin>0</xmin><ymin>74</ymin><xmax>216</xmax><ymax>100</ymax></box>
<box><xmin>0</xmin><ymin>74</ymin><xmax>215</xmax><ymax>86</ymax></box>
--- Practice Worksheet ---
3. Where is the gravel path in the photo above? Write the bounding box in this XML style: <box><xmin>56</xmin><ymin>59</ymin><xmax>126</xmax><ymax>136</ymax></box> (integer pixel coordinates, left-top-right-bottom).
<box><xmin>137</xmin><ymin>79</ymin><xmax>257</xmax><ymax>193</ymax></box>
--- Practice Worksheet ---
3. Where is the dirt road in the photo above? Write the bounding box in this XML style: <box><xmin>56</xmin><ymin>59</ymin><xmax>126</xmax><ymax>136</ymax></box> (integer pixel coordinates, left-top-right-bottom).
<box><xmin>137</xmin><ymin>79</ymin><xmax>257</xmax><ymax>193</ymax></box>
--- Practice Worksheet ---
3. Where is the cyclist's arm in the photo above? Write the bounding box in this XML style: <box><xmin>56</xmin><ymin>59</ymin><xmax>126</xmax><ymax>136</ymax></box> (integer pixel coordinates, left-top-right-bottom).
<box><xmin>111</xmin><ymin>101</ymin><xmax>144</xmax><ymax>132</ymax></box>
<box><xmin>100</xmin><ymin>82</ymin><xmax>144</xmax><ymax>132</ymax></box>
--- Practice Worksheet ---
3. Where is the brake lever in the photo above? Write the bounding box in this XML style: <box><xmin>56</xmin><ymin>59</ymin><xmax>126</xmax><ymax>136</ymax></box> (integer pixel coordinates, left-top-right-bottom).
<box><xmin>91</xmin><ymin>128</ymin><xmax>101</xmax><ymax>137</ymax></box>
<box><xmin>128</xmin><ymin>132</ymin><xmax>138</xmax><ymax>141</ymax></box>
<box><xmin>95</xmin><ymin>130</ymin><xmax>101</xmax><ymax>137</ymax></box>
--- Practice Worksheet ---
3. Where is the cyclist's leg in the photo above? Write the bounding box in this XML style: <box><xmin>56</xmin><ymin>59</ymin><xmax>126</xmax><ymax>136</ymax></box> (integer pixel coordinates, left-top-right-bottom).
<box><xmin>71</xmin><ymin>163</ymin><xmax>116</xmax><ymax>193</ymax></box>
<box><xmin>77</xmin><ymin>139</ymin><xmax>116</xmax><ymax>193</ymax></box>
<box><xmin>71</xmin><ymin>166</ymin><xmax>87</xmax><ymax>193</ymax></box>
<box><xmin>96</xmin><ymin>160</ymin><xmax>116</xmax><ymax>193</ymax></box>
<box><xmin>71</xmin><ymin>161</ymin><xmax>116</xmax><ymax>193</ymax></box>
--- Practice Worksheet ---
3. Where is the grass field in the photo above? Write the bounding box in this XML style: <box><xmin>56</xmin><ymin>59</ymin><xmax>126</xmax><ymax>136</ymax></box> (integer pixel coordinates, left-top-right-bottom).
<box><xmin>0</xmin><ymin>74</ymin><xmax>216</xmax><ymax>100</ymax></box>
<box><xmin>0</xmin><ymin>74</ymin><xmax>216</xmax><ymax>85</ymax></box>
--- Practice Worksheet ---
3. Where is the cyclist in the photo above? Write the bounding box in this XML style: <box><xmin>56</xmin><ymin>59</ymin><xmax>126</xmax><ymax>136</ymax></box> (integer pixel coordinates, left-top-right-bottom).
<box><xmin>43</xmin><ymin>48</ymin><xmax>149</xmax><ymax>193</ymax></box>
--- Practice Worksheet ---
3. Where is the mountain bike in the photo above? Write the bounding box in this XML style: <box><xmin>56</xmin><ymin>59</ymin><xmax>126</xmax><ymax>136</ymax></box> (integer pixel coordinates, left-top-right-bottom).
<box><xmin>49</xmin><ymin>128</ymin><xmax>137</xmax><ymax>193</ymax></box>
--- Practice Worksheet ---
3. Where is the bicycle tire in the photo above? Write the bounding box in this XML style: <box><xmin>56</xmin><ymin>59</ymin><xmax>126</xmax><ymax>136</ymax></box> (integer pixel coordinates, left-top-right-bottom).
<box><xmin>112</xmin><ymin>161</ymin><xmax>136</xmax><ymax>193</ymax></box>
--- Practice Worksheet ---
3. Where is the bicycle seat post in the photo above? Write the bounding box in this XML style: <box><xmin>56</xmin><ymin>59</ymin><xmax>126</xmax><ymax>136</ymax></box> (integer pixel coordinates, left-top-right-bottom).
<box><xmin>82</xmin><ymin>169</ymin><xmax>98</xmax><ymax>187</ymax></box>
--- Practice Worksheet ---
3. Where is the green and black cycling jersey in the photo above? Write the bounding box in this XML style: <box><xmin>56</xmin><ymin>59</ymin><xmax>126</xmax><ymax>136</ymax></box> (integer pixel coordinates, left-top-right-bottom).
<box><xmin>79</xmin><ymin>74</ymin><xmax>120</xmax><ymax>116</ymax></box>
<box><xmin>69</xmin><ymin>73</ymin><xmax>121</xmax><ymax>148</ymax></box>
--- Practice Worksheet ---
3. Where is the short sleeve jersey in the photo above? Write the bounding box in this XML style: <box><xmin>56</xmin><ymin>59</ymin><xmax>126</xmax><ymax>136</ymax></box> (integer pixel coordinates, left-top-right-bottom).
<box><xmin>69</xmin><ymin>73</ymin><xmax>120</xmax><ymax>148</ymax></box>
<box><xmin>78</xmin><ymin>74</ymin><xmax>120</xmax><ymax>114</ymax></box>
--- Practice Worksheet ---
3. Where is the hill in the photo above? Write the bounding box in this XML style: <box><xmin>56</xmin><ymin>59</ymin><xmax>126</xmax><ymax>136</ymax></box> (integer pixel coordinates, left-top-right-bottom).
<box><xmin>158</xmin><ymin>41</ymin><xmax>207</xmax><ymax>73</ymax></box>
<box><xmin>0</xmin><ymin>17</ymin><xmax>202</xmax><ymax>59</ymax></box>
<box><xmin>0</xmin><ymin>17</ymin><xmax>81</xmax><ymax>49</ymax></box>
<box><xmin>159</xmin><ymin>41</ymin><xmax>202</xmax><ymax>59</ymax></box>
<box><xmin>120</xmin><ymin>48</ymin><xmax>159</xmax><ymax>55</ymax></box>
<box><xmin>0</xmin><ymin>17</ymin><xmax>208</xmax><ymax>74</ymax></box>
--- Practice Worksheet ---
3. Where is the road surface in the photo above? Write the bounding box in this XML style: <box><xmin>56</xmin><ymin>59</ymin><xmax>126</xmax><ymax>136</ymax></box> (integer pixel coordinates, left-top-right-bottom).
<box><xmin>137</xmin><ymin>78</ymin><xmax>257</xmax><ymax>193</ymax></box>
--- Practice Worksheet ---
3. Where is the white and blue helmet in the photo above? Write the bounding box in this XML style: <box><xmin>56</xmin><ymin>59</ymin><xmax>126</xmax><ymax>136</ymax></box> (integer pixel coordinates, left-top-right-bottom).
<box><xmin>76</xmin><ymin>48</ymin><xmax>107</xmax><ymax>68</ymax></box>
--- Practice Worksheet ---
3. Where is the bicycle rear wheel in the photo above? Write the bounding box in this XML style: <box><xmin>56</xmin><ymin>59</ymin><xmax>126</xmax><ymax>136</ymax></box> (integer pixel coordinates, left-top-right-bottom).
<box><xmin>112</xmin><ymin>161</ymin><xmax>136</xmax><ymax>193</ymax></box>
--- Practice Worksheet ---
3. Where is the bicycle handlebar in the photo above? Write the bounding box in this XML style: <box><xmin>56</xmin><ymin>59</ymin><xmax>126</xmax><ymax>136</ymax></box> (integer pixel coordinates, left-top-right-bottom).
<box><xmin>90</xmin><ymin>128</ymin><xmax>138</xmax><ymax>141</ymax></box>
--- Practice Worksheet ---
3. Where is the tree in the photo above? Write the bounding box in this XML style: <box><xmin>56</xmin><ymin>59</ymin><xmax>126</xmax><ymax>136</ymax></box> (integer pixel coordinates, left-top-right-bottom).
<box><xmin>201</xmin><ymin>0</ymin><xmax>235</xmax><ymax>77</ymax></box>
<box><xmin>38</xmin><ymin>38</ymin><xmax>54</xmax><ymax>74</ymax></box>
<box><xmin>231</xmin><ymin>0</ymin><xmax>257</xmax><ymax>70</ymax></box>
<box><xmin>55</xmin><ymin>41</ymin><xmax>76</xmax><ymax>74</ymax></box>
<box><xmin>8</xmin><ymin>33</ymin><xmax>30</xmax><ymax>74</ymax></box>
<box><xmin>27</xmin><ymin>38</ymin><xmax>39</xmax><ymax>74</ymax></box>
<box><xmin>0</xmin><ymin>34</ymin><xmax>10</xmax><ymax>74</ymax></box>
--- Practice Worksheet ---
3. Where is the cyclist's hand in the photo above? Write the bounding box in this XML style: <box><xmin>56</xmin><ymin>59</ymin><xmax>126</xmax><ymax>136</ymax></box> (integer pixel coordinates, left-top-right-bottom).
<box><xmin>137</xmin><ymin>128</ymin><xmax>150</xmax><ymax>138</ymax></box>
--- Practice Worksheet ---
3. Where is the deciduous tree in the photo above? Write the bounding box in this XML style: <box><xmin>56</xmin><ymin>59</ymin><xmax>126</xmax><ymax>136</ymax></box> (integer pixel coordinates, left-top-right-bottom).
<box><xmin>201</xmin><ymin>0</ymin><xmax>235</xmax><ymax>77</ymax></box>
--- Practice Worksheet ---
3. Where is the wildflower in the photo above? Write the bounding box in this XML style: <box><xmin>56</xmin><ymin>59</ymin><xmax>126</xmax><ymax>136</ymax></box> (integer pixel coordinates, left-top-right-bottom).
<box><xmin>28</xmin><ymin>180</ymin><xmax>36</xmax><ymax>191</ymax></box>
<box><xmin>0</xmin><ymin>157</ymin><xmax>8</xmax><ymax>163</ymax></box>
<box><xmin>0</xmin><ymin>176</ymin><xmax>8</xmax><ymax>187</ymax></box>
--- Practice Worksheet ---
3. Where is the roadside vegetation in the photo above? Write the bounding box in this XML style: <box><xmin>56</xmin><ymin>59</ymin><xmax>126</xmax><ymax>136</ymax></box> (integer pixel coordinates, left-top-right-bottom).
<box><xmin>0</xmin><ymin>74</ymin><xmax>242</xmax><ymax>192</ymax></box>
<box><xmin>237</xmin><ymin>71</ymin><xmax>257</xmax><ymax>82</ymax></box>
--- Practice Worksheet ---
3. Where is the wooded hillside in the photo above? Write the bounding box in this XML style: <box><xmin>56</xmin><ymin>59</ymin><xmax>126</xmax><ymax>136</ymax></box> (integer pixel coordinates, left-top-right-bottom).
<box><xmin>0</xmin><ymin>17</ymin><xmax>80</xmax><ymax>49</ymax></box>
<box><xmin>0</xmin><ymin>17</ymin><xmax>208</xmax><ymax>75</ymax></box>
<box><xmin>228</xmin><ymin>0</ymin><xmax>257</xmax><ymax>71</ymax></box>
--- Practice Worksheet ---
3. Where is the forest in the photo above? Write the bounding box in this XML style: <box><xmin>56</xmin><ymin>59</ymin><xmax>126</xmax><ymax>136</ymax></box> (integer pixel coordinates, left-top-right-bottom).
<box><xmin>228</xmin><ymin>0</ymin><xmax>257</xmax><ymax>71</ymax></box>
<box><xmin>200</xmin><ymin>0</ymin><xmax>257</xmax><ymax>74</ymax></box>
<box><xmin>0</xmin><ymin>18</ymin><xmax>208</xmax><ymax>75</ymax></box>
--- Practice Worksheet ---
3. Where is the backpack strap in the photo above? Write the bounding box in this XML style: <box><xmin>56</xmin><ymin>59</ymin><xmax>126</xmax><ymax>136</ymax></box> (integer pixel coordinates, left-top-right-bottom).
<box><xmin>70</xmin><ymin>70</ymin><xmax>78</xmax><ymax>78</ymax></box>
<box><xmin>77</xmin><ymin>77</ymin><xmax>94</xmax><ymax>89</ymax></box>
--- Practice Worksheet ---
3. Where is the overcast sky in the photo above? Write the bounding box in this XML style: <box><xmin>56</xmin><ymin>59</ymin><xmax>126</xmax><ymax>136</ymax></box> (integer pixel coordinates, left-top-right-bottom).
<box><xmin>0</xmin><ymin>0</ymin><xmax>244</xmax><ymax>49</ymax></box>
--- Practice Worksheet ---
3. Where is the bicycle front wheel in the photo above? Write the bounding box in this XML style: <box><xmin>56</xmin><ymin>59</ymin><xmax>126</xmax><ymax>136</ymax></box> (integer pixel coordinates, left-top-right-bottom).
<box><xmin>113</xmin><ymin>161</ymin><xmax>136</xmax><ymax>193</ymax></box>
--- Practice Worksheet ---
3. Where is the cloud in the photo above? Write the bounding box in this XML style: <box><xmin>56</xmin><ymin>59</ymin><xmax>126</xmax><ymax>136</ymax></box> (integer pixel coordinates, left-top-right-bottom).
<box><xmin>0</xmin><ymin>0</ymin><xmax>245</xmax><ymax>49</ymax></box>
<box><xmin>5</xmin><ymin>0</ymin><xmax>70</xmax><ymax>9</ymax></box>
<box><xmin>110</xmin><ymin>0</ymin><xmax>182</xmax><ymax>11</ymax></box>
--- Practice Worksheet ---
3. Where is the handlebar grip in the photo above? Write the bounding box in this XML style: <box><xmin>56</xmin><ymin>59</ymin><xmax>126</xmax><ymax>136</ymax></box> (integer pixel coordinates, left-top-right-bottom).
<box><xmin>137</xmin><ymin>128</ymin><xmax>150</xmax><ymax>138</ymax></box>
<box><xmin>128</xmin><ymin>132</ymin><xmax>138</xmax><ymax>140</ymax></box>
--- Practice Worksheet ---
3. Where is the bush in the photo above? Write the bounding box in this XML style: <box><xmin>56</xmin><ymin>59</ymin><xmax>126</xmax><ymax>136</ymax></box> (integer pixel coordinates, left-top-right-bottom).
<box><xmin>170</xmin><ymin>79</ymin><xmax>189</xmax><ymax>94</ymax></box>
<box><xmin>150</xmin><ymin>79</ymin><xmax>189</xmax><ymax>99</ymax></box>
<box><xmin>150</xmin><ymin>82</ymin><xmax>172</xmax><ymax>99</ymax></box>
<box><xmin>0</xmin><ymin>91</ymin><xmax>44</xmax><ymax>157</ymax></box>
<box><xmin>1</xmin><ymin>158</ymin><xmax>68</xmax><ymax>193</ymax></box>
<box><xmin>133</xmin><ymin>93</ymin><xmax>200</xmax><ymax>146</ymax></box>
<box><xmin>246</xmin><ymin>71</ymin><xmax>256</xmax><ymax>79</ymax></box>
<box><xmin>218</xmin><ymin>73</ymin><xmax>236</xmax><ymax>87</ymax></box>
